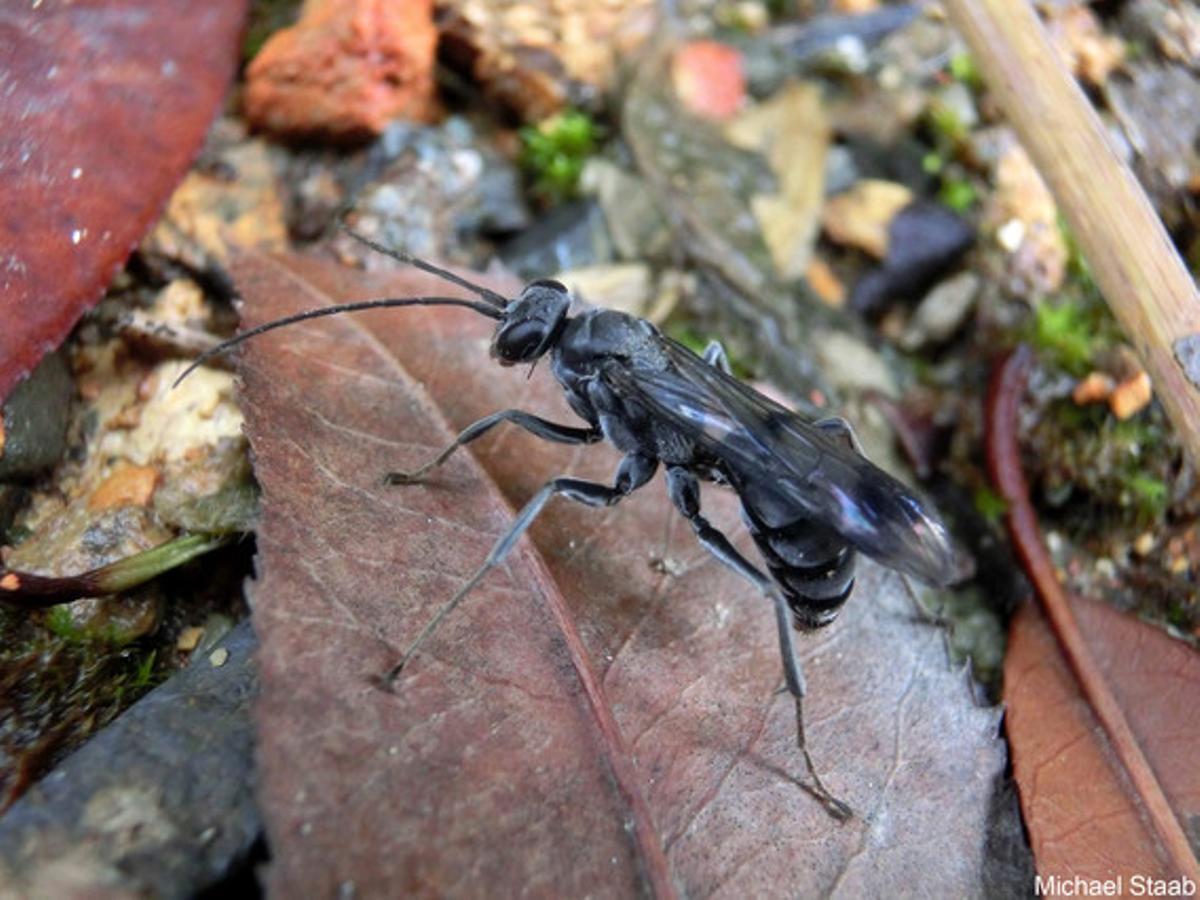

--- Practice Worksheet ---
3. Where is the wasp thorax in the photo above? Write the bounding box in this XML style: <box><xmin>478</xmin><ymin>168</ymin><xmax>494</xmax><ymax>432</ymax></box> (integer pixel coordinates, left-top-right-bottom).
<box><xmin>491</xmin><ymin>280</ymin><xmax>571</xmax><ymax>365</ymax></box>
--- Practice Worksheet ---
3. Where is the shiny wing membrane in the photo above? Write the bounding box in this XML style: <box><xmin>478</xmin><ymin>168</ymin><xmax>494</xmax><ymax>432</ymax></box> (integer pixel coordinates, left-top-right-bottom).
<box><xmin>604</xmin><ymin>338</ymin><xmax>971</xmax><ymax>586</ymax></box>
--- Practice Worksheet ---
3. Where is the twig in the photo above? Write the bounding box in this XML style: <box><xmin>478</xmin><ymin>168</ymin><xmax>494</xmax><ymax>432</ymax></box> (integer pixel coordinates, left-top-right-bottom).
<box><xmin>943</xmin><ymin>0</ymin><xmax>1200</xmax><ymax>466</ymax></box>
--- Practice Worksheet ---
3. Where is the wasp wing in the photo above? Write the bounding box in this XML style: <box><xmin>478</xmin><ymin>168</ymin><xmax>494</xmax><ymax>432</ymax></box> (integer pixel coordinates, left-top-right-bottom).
<box><xmin>604</xmin><ymin>339</ymin><xmax>970</xmax><ymax>586</ymax></box>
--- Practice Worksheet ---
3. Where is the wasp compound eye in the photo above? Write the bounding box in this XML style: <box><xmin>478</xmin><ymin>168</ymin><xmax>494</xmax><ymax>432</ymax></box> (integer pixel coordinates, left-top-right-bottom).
<box><xmin>491</xmin><ymin>286</ymin><xmax>571</xmax><ymax>365</ymax></box>
<box><xmin>493</xmin><ymin>318</ymin><xmax>551</xmax><ymax>364</ymax></box>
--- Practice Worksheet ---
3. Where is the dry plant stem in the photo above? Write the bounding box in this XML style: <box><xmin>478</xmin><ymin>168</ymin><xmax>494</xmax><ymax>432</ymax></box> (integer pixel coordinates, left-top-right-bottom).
<box><xmin>988</xmin><ymin>346</ymin><xmax>1200</xmax><ymax>881</ymax></box>
<box><xmin>944</xmin><ymin>0</ymin><xmax>1200</xmax><ymax>466</ymax></box>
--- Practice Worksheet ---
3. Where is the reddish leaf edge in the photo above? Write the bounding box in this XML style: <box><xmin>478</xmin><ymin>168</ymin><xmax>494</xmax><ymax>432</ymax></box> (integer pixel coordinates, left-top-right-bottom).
<box><xmin>985</xmin><ymin>344</ymin><xmax>1200</xmax><ymax>881</ymax></box>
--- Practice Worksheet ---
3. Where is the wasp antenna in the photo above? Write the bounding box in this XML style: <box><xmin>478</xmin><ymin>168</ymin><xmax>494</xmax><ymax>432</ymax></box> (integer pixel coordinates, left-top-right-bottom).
<box><xmin>172</xmin><ymin>295</ymin><xmax>504</xmax><ymax>388</ymax></box>
<box><xmin>338</xmin><ymin>224</ymin><xmax>511</xmax><ymax>310</ymax></box>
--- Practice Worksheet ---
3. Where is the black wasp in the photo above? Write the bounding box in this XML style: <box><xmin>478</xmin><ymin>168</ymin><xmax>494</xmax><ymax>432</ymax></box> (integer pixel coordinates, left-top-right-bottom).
<box><xmin>183</xmin><ymin>228</ymin><xmax>971</xmax><ymax>818</ymax></box>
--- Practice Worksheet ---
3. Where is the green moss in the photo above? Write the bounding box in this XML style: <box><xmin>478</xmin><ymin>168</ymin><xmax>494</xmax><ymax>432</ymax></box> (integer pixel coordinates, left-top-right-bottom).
<box><xmin>1033</xmin><ymin>397</ymin><xmax>1176</xmax><ymax>530</ymax></box>
<box><xmin>763</xmin><ymin>0</ymin><xmax>790</xmax><ymax>19</ymax></box>
<box><xmin>927</xmin><ymin>102</ymin><xmax>969</xmax><ymax>146</ymax></box>
<box><xmin>113</xmin><ymin>648</ymin><xmax>163</xmax><ymax>705</ymax></box>
<box><xmin>520</xmin><ymin>111</ymin><xmax>601</xmax><ymax>203</ymax></box>
<box><xmin>45</xmin><ymin>606</ymin><xmax>86</xmax><ymax>642</ymax></box>
<box><xmin>1058</xmin><ymin>215</ymin><xmax>1097</xmax><ymax>288</ymax></box>
<box><xmin>132</xmin><ymin>648</ymin><xmax>158</xmax><ymax>689</ymax></box>
<box><xmin>938</xmin><ymin>177</ymin><xmax>978</xmax><ymax>213</ymax></box>
<box><xmin>5</xmin><ymin>524</ymin><xmax>33</xmax><ymax>546</ymax></box>
<box><xmin>44</xmin><ymin>605</ymin><xmax>133</xmax><ymax>646</ymax></box>
<box><xmin>1125</xmin><ymin>472</ymin><xmax>1168</xmax><ymax>520</ymax></box>
<box><xmin>1165</xmin><ymin>599</ymin><xmax>1193</xmax><ymax>632</ymax></box>
<box><xmin>948</xmin><ymin>52</ymin><xmax>984</xmax><ymax>91</ymax></box>
<box><xmin>972</xmin><ymin>486</ymin><xmax>1008</xmax><ymax>524</ymax></box>
<box><xmin>1031</xmin><ymin>299</ymin><xmax>1100</xmax><ymax>376</ymax></box>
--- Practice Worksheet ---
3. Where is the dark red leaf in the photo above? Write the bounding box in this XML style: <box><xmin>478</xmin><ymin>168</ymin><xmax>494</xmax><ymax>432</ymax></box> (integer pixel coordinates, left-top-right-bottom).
<box><xmin>0</xmin><ymin>1</ymin><xmax>248</xmax><ymax>404</ymax></box>
<box><xmin>988</xmin><ymin>346</ymin><xmax>1200</xmax><ymax>884</ymax></box>
<box><xmin>234</xmin><ymin>249</ymin><xmax>1005</xmax><ymax>895</ymax></box>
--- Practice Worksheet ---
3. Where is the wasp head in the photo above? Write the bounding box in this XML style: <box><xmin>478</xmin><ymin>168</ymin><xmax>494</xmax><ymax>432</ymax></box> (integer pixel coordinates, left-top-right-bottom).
<box><xmin>491</xmin><ymin>279</ymin><xmax>571</xmax><ymax>366</ymax></box>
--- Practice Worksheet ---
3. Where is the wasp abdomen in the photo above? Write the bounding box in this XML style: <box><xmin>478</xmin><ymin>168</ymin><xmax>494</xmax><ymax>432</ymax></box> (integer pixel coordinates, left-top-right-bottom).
<box><xmin>741</xmin><ymin>506</ymin><xmax>857</xmax><ymax>630</ymax></box>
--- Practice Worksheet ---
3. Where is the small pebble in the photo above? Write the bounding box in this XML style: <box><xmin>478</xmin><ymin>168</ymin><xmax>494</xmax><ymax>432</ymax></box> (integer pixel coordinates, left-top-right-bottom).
<box><xmin>1133</xmin><ymin>532</ymin><xmax>1155</xmax><ymax>556</ymax></box>
<box><xmin>1109</xmin><ymin>371</ymin><xmax>1153</xmax><ymax>419</ymax></box>
<box><xmin>1072</xmin><ymin>371</ymin><xmax>1115</xmax><ymax>405</ymax></box>
<box><xmin>996</xmin><ymin>219</ymin><xmax>1026</xmax><ymax>252</ymax></box>
<box><xmin>209</xmin><ymin>647</ymin><xmax>229</xmax><ymax>668</ymax></box>
<box><xmin>177</xmin><ymin>626</ymin><xmax>205</xmax><ymax>652</ymax></box>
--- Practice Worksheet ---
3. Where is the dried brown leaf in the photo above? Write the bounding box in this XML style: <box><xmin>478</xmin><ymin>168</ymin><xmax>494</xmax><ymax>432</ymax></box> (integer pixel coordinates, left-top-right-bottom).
<box><xmin>1006</xmin><ymin>598</ymin><xmax>1200</xmax><ymax>881</ymax></box>
<box><xmin>234</xmin><ymin>249</ymin><xmax>1005</xmax><ymax>896</ymax></box>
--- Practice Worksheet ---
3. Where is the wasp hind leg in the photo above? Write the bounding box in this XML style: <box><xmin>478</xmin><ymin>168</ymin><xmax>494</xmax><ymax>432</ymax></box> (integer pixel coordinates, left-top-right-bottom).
<box><xmin>381</xmin><ymin>453</ymin><xmax>657</xmax><ymax>687</ymax></box>
<box><xmin>664</xmin><ymin>466</ymin><xmax>852</xmax><ymax>821</ymax></box>
<box><xmin>702</xmin><ymin>340</ymin><xmax>733</xmax><ymax>374</ymax></box>
<box><xmin>385</xmin><ymin>409</ymin><xmax>602</xmax><ymax>484</ymax></box>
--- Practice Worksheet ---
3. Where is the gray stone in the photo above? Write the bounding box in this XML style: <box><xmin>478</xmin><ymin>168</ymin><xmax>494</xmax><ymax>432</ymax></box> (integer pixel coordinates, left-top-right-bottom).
<box><xmin>0</xmin><ymin>350</ymin><xmax>71</xmax><ymax>482</ymax></box>
<box><xmin>0</xmin><ymin>623</ymin><xmax>260</xmax><ymax>898</ymax></box>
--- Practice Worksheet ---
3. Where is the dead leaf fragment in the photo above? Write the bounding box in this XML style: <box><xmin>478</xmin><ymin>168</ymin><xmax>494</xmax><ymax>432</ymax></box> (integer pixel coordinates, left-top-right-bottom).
<box><xmin>989</xmin><ymin>347</ymin><xmax>1200</xmax><ymax>885</ymax></box>
<box><xmin>1006</xmin><ymin>597</ymin><xmax>1200</xmax><ymax>882</ymax></box>
<box><xmin>1044</xmin><ymin>3</ymin><xmax>1127</xmax><ymax>86</ymax></box>
<box><xmin>439</xmin><ymin>0</ymin><xmax>655</xmax><ymax>120</ymax></box>
<box><xmin>822</xmin><ymin>180</ymin><xmax>913</xmax><ymax>259</ymax></box>
<box><xmin>984</xmin><ymin>138</ymin><xmax>1067</xmax><ymax>294</ymax></box>
<box><xmin>729</xmin><ymin>82</ymin><xmax>830</xmax><ymax>279</ymax></box>
<box><xmin>233</xmin><ymin>249</ymin><xmax>1004</xmax><ymax>895</ymax></box>
<box><xmin>806</xmin><ymin>257</ymin><xmax>846</xmax><ymax>308</ymax></box>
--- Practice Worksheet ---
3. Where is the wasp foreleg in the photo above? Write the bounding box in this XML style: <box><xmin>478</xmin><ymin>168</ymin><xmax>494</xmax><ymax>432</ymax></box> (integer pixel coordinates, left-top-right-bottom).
<box><xmin>385</xmin><ymin>410</ymin><xmax>602</xmax><ymax>484</ymax></box>
<box><xmin>664</xmin><ymin>466</ymin><xmax>852</xmax><ymax>821</ymax></box>
<box><xmin>382</xmin><ymin>454</ymin><xmax>657</xmax><ymax>687</ymax></box>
